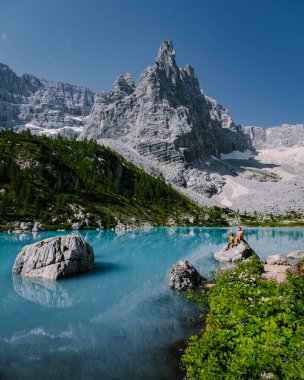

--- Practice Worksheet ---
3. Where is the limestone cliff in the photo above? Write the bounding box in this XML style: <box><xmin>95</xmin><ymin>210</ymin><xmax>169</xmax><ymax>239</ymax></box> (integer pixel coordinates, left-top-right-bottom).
<box><xmin>0</xmin><ymin>63</ymin><xmax>95</xmax><ymax>136</ymax></box>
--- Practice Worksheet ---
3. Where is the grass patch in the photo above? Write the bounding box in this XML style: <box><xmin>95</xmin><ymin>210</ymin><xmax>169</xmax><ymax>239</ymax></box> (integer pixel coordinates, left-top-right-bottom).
<box><xmin>246</xmin><ymin>168</ymin><xmax>281</xmax><ymax>182</ymax></box>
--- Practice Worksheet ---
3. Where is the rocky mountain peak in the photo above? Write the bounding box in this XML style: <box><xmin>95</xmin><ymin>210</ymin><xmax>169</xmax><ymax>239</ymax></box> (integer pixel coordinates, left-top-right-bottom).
<box><xmin>155</xmin><ymin>40</ymin><xmax>180</xmax><ymax>87</ymax></box>
<box><xmin>112</xmin><ymin>73</ymin><xmax>135</xmax><ymax>95</ymax></box>
<box><xmin>79</xmin><ymin>40</ymin><xmax>254</xmax><ymax>198</ymax></box>
<box><xmin>156</xmin><ymin>40</ymin><xmax>176</xmax><ymax>67</ymax></box>
<box><xmin>0</xmin><ymin>62</ymin><xmax>10</xmax><ymax>71</ymax></box>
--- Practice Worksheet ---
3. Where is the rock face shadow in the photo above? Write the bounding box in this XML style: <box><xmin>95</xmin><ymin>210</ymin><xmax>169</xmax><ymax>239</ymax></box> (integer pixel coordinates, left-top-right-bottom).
<box><xmin>12</xmin><ymin>275</ymin><xmax>76</xmax><ymax>308</ymax></box>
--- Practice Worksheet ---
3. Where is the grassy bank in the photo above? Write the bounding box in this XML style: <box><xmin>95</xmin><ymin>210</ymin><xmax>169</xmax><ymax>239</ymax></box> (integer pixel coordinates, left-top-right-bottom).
<box><xmin>182</xmin><ymin>257</ymin><xmax>304</xmax><ymax>379</ymax></box>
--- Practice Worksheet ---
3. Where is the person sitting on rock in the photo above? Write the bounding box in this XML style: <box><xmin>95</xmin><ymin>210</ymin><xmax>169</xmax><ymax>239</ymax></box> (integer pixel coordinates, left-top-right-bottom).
<box><xmin>226</xmin><ymin>233</ymin><xmax>235</xmax><ymax>251</ymax></box>
<box><xmin>236</xmin><ymin>227</ymin><xmax>244</xmax><ymax>244</ymax></box>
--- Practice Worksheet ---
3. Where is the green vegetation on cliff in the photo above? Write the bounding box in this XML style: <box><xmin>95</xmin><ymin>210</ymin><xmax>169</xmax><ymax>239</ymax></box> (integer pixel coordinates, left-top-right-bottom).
<box><xmin>0</xmin><ymin>130</ymin><xmax>231</xmax><ymax>230</ymax></box>
<box><xmin>182</xmin><ymin>257</ymin><xmax>304</xmax><ymax>379</ymax></box>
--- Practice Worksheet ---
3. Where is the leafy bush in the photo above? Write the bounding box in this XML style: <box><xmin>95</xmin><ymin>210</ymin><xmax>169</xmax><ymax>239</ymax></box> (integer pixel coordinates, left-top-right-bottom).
<box><xmin>182</xmin><ymin>256</ymin><xmax>304</xmax><ymax>379</ymax></box>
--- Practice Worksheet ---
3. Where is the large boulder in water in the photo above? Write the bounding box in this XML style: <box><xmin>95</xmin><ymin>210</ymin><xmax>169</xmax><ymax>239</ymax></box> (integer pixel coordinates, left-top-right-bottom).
<box><xmin>12</xmin><ymin>234</ymin><xmax>95</xmax><ymax>280</ymax></box>
<box><xmin>214</xmin><ymin>240</ymin><xmax>255</xmax><ymax>263</ymax></box>
<box><xmin>169</xmin><ymin>260</ymin><xmax>206</xmax><ymax>290</ymax></box>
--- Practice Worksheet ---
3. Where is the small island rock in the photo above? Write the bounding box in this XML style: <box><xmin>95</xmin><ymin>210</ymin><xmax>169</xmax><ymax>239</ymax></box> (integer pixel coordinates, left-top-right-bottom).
<box><xmin>214</xmin><ymin>240</ymin><xmax>255</xmax><ymax>263</ymax></box>
<box><xmin>169</xmin><ymin>260</ymin><xmax>206</xmax><ymax>290</ymax></box>
<box><xmin>13</xmin><ymin>234</ymin><xmax>95</xmax><ymax>280</ymax></box>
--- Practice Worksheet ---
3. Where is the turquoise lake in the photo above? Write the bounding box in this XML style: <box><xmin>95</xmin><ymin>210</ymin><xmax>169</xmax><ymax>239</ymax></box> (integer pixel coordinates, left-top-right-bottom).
<box><xmin>0</xmin><ymin>227</ymin><xmax>303</xmax><ymax>380</ymax></box>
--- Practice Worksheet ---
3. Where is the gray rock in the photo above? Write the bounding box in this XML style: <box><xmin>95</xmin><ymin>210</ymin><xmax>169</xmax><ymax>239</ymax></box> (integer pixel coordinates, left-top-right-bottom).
<box><xmin>287</xmin><ymin>261</ymin><xmax>304</xmax><ymax>277</ymax></box>
<box><xmin>266</xmin><ymin>254</ymin><xmax>290</xmax><ymax>265</ymax></box>
<box><xmin>214</xmin><ymin>240</ymin><xmax>255</xmax><ymax>262</ymax></box>
<box><xmin>169</xmin><ymin>260</ymin><xmax>206</xmax><ymax>290</ymax></box>
<box><xmin>32</xmin><ymin>222</ymin><xmax>45</xmax><ymax>232</ymax></box>
<box><xmin>287</xmin><ymin>250</ymin><xmax>304</xmax><ymax>259</ymax></box>
<box><xmin>9</xmin><ymin>221</ymin><xmax>34</xmax><ymax>232</ymax></box>
<box><xmin>20</xmin><ymin>222</ymin><xmax>33</xmax><ymax>231</ymax></box>
<box><xmin>12</xmin><ymin>234</ymin><xmax>95</xmax><ymax>280</ymax></box>
<box><xmin>71</xmin><ymin>222</ymin><xmax>83</xmax><ymax>230</ymax></box>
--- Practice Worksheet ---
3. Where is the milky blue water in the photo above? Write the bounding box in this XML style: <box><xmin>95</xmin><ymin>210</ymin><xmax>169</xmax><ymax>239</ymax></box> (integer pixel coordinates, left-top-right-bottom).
<box><xmin>0</xmin><ymin>227</ymin><xmax>303</xmax><ymax>380</ymax></box>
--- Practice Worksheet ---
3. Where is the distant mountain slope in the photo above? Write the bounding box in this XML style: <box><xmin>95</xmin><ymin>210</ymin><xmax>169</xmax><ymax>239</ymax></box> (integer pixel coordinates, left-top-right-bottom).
<box><xmin>0</xmin><ymin>63</ymin><xmax>95</xmax><ymax>136</ymax></box>
<box><xmin>0</xmin><ymin>130</ymin><xmax>233</xmax><ymax>231</ymax></box>
<box><xmin>242</xmin><ymin>124</ymin><xmax>304</xmax><ymax>149</ymax></box>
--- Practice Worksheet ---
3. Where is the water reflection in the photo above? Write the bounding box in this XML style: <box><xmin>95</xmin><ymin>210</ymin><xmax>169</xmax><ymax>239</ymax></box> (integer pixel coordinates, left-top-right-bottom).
<box><xmin>13</xmin><ymin>275</ymin><xmax>75</xmax><ymax>308</ymax></box>
<box><xmin>2</xmin><ymin>288</ymin><xmax>196</xmax><ymax>380</ymax></box>
<box><xmin>0</xmin><ymin>227</ymin><xmax>303</xmax><ymax>380</ymax></box>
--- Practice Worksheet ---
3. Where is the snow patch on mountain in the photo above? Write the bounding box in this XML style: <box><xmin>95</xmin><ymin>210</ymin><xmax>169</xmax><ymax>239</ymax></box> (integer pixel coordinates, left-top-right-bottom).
<box><xmin>220</xmin><ymin>150</ymin><xmax>254</xmax><ymax>160</ymax></box>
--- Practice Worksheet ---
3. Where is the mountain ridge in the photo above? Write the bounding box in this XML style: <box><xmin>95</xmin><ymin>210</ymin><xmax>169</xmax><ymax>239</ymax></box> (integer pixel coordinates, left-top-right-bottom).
<box><xmin>0</xmin><ymin>42</ymin><xmax>303</xmax><ymax>216</ymax></box>
<box><xmin>0</xmin><ymin>62</ymin><xmax>95</xmax><ymax>136</ymax></box>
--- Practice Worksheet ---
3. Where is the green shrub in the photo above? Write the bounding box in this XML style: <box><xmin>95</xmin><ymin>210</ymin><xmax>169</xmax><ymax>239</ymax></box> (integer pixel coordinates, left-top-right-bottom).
<box><xmin>182</xmin><ymin>256</ymin><xmax>304</xmax><ymax>379</ymax></box>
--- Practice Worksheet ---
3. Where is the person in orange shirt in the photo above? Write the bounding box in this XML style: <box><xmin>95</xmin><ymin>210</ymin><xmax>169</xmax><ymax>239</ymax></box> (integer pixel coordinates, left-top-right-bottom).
<box><xmin>236</xmin><ymin>227</ymin><xmax>244</xmax><ymax>244</ymax></box>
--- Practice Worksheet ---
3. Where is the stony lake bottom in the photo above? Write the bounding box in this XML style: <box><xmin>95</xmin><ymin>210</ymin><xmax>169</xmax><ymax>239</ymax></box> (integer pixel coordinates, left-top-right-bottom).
<box><xmin>0</xmin><ymin>227</ymin><xmax>303</xmax><ymax>380</ymax></box>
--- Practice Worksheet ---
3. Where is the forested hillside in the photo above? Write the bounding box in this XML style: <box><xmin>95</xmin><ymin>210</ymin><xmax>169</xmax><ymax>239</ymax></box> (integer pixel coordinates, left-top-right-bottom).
<box><xmin>0</xmin><ymin>130</ymin><xmax>231</xmax><ymax>230</ymax></box>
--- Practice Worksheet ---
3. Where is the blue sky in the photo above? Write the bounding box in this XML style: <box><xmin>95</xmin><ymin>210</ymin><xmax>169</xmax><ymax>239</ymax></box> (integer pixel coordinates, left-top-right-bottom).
<box><xmin>0</xmin><ymin>0</ymin><xmax>303</xmax><ymax>127</ymax></box>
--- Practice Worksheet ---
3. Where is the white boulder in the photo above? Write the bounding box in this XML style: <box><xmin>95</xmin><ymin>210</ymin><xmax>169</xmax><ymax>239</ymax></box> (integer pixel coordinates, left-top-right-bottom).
<box><xmin>32</xmin><ymin>222</ymin><xmax>45</xmax><ymax>232</ymax></box>
<box><xmin>214</xmin><ymin>240</ymin><xmax>255</xmax><ymax>263</ymax></box>
<box><xmin>266</xmin><ymin>254</ymin><xmax>289</xmax><ymax>265</ymax></box>
<box><xmin>71</xmin><ymin>222</ymin><xmax>83</xmax><ymax>230</ymax></box>
<box><xmin>12</xmin><ymin>234</ymin><xmax>95</xmax><ymax>280</ymax></box>
<box><xmin>169</xmin><ymin>260</ymin><xmax>206</xmax><ymax>290</ymax></box>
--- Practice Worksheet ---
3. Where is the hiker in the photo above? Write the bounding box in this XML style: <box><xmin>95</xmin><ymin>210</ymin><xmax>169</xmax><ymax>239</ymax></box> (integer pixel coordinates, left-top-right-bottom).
<box><xmin>236</xmin><ymin>227</ymin><xmax>244</xmax><ymax>244</ymax></box>
<box><xmin>225</xmin><ymin>232</ymin><xmax>235</xmax><ymax>251</ymax></box>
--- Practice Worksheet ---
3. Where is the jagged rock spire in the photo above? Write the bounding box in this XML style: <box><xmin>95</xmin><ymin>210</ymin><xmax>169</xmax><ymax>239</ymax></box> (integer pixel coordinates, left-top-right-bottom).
<box><xmin>112</xmin><ymin>73</ymin><xmax>135</xmax><ymax>95</ymax></box>
<box><xmin>156</xmin><ymin>40</ymin><xmax>176</xmax><ymax>68</ymax></box>
<box><xmin>155</xmin><ymin>40</ymin><xmax>180</xmax><ymax>87</ymax></box>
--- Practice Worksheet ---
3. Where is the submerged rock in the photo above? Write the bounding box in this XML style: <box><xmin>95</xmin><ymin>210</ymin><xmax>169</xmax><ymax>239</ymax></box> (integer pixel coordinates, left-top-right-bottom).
<box><xmin>12</xmin><ymin>234</ymin><xmax>95</xmax><ymax>280</ymax></box>
<box><xmin>266</xmin><ymin>254</ymin><xmax>290</xmax><ymax>265</ymax></box>
<box><xmin>169</xmin><ymin>260</ymin><xmax>206</xmax><ymax>290</ymax></box>
<box><xmin>214</xmin><ymin>240</ymin><xmax>255</xmax><ymax>263</ymax></box>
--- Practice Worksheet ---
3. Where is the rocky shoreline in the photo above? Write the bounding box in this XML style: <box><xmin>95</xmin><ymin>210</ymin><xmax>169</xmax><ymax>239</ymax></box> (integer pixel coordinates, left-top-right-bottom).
<box><xmin>169</xmin><ymin>242</ymin><xmax>304</xmax><ymax>378</ymax></box>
